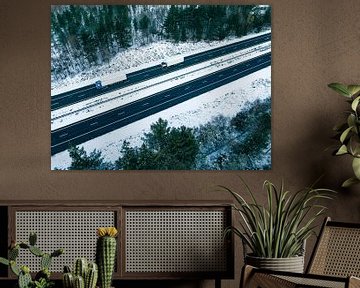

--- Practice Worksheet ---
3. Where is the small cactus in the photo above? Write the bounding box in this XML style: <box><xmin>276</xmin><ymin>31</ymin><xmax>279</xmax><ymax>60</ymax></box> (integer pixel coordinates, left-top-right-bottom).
<box><xmin>18</xmin><ymin>269</ymin><xmax>32</xmax><ymax>288</ymax></box>
<box><xmin>10</xmin><ymin>260</ymin><xmax>20</xmax><ymax>276</ymax></box>
<box><xmin>35</xmin><ymin>268</ymin><xmax>51</xmax><ymax>282</ymax></box>
<box><xmin>29</xmin><ymin>245</ymin><xmax>44</xmax><ymax>257</ymax></box>
<box><xmin>85</xmin><ymin>263</ymin><xmax>98</xmax><ymax>288</ymax></box>
<box><xmin>9</xmin><ymin>247</ymin><xmax>19</xmax><ymax>260</ymax></box>
<box><xmin>63</xmin><ymin>272</ymin><xmax>74</xmax><ymax>288</ymax></box>
<box><xmin>51</xmin><ymin>248</ymin><xmax>64</xmax><ymax>258</ymax></box>
<box><xmin>0</xmin><ymin>232</ymin><xmax>63</xmax><ymax>288</ymax></box>
<box><xmin>63</xmin><ymin>259</ymin><xmax>98</xmax><ymax>288</ymax></box>
<box><xmin>41</xmin><ymin>253</ymin><xmax>52</xmax><ymax>270</ymax></box>
<box><xmin>96</xmin><ymin>227</ymin><xmax>118</xmax><ymax>288</ymax></box>
<box><xmin>29</xmin><ymin>232</ymin><xmax>37</xmax><ymax>246</ymax></box>
<box><xmin>74</xmin><ymin>275</ymin><xmax>85</xmax><ymax>288</ymax></box>
<box><xmin>74</xmin><ymin>258</ymin><xmax>88</xmax><ymax>279</ymax></box>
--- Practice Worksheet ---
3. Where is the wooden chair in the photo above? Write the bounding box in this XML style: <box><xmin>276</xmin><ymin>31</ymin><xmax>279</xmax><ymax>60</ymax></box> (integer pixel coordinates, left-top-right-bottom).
<box><xmin>241</xmin><ymin>217</ymin><xmax>360</xmax><ymax>288</ymax></box>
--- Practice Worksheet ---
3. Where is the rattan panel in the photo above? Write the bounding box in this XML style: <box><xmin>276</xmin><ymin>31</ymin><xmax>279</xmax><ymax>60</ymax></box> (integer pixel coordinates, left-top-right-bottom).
<box><xmin>15</xmin><ymin>211</ymin><xmax>115</xmax><ymax>272</ymax></box>
<box><xmin>310</xmin><ymin>226</ymin><xmax>360</xmax><ymax>277</ymax></box>
<box><xmin>125</xmin><ymin>210</ymin><xmax>227</xmax><ymax>273</ymax></box>
<box><xmin>277</xmin><ymin>275</ymin><xmax>345</xmax><ymax>288</ymax></box>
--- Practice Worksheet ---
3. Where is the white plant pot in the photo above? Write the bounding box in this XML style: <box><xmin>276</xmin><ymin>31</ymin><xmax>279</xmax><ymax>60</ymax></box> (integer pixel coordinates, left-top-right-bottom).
<box><xmin>245</xmin><ymin>254</ymin><xmax>305</xmax><ymax>273</ymax></box>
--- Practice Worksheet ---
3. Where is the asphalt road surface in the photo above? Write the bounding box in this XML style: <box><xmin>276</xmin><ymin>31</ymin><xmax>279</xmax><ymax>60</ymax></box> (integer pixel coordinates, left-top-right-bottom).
<box><xmin>51</xmin><ymin>52</ymin><xmax>271</xmax><ymax>155</ymax></box>
<box><xmin>51</xmin><ymin>32</ymin><xmax>271</xmax><ymax>110</ymax></box>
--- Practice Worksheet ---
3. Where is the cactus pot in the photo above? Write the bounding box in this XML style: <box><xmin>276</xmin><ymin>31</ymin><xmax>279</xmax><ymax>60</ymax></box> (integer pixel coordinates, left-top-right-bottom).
<box><xmin>245</xmin><ymin>254</ymin><xmax>305</xmax><ymax>273</ymax></box>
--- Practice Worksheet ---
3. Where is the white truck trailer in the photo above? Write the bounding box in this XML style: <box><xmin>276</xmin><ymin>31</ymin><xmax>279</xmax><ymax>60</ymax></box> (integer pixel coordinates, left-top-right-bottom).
<box><xmin>161</xmin><ymin>56</ymin><xmax>184</xmax><ymax>68</ymax></box>
<box><xmin>95</xmin><ymin>73</ymin><xmax>127</xmax><ymax>89</ymax></box>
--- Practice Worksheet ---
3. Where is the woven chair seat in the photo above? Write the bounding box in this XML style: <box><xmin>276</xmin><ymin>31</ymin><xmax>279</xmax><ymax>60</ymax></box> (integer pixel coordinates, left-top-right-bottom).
<box><xmin>241</xmin><ymin>217</ymin><xmax>360</xmax><ymax>288</ymax></box>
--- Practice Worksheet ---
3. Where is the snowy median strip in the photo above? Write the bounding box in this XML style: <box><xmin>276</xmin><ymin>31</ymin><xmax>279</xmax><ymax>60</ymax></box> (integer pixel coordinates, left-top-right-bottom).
<box><xmin>51</xmin><ymin>41</ymin><xmax>270</xmax><ymax>131</ymax></box>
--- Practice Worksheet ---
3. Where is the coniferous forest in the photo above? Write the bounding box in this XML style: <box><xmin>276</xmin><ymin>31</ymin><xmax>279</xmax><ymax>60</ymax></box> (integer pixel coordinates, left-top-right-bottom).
<box><xmin>51</xmin><ymin>5</ymin><xmax>271</xmax><ymax>81</ymax></box>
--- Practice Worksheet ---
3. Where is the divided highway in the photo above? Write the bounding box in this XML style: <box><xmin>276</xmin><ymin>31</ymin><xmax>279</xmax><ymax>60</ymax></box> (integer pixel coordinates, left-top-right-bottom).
<box><xmin>51</xmin><ymin>52</ymin><xmax>271</xmax><ymax>155</ymax></box>
<box><xmin>51</xmin><ymin>32</ymin><xmax>271</xmax><ymax>110</ymax></box>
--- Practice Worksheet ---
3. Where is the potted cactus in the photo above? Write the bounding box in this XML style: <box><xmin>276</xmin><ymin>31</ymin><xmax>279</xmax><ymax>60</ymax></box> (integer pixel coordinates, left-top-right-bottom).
<box><xmin>0</xmin><ymin>232</ymin><xmax>63</xmax><ymax>288</ymax></box>
<box><xmin>96</xmin><ymin>227</ymin><xmax>118</xmax><ymax>288</ymax></box>
<box><xmin>62</xmin><ymin>258</ymin><xmax>98</xmax><ymax>288</ymax></box>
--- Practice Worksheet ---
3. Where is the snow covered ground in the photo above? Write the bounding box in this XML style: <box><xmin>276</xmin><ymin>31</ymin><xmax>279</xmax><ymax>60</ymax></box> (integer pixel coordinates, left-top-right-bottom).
<box><xmin>51</xmin><ymin>29</ymin><xmax>271</xmax><ymax>95</ymax></box>
<box><xmin>51</xmin><ymin>66</ymin><xmax>271</xmax><ymax>169</ymax></box>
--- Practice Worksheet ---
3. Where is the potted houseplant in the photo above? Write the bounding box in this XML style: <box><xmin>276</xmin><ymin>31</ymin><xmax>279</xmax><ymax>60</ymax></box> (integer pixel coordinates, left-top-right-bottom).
<box><xmin>0</xmin><ymin>232</ymin><xmax>63</xmax><ymax>288</ymax></box>
<box><xmin>221</xmin><ymin>179</ymin><xmax>334</xmax><ymax>273</ymax></box>
<box><xmin>328</xmin><ymin>83</ymin><xmax>360</xmax><ymax>187</ymax></box>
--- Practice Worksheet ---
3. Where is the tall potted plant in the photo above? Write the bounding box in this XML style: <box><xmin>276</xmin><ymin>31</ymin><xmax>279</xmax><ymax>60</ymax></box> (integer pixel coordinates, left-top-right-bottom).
<box><xmin>222</xmin><ymin>179</ymin><xmax>334</xmax><ymax>273</ymax></box>
<box><xmin>328</xmin><ymin>83</ymin><xmax>360</xmax><ymax>187</ymax></box>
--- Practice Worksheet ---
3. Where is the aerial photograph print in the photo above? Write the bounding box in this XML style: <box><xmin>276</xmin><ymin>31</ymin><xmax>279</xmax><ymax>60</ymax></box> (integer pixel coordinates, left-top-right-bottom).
<box><xmin>51</xmin><ymin>5</ymin><xmax>271</xmax><ymax>170</ymax></box>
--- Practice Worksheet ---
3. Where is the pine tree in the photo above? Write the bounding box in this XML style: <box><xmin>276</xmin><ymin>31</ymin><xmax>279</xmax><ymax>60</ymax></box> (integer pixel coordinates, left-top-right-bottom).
<box><xmin>68</xmin><ymin>146</ymin><xmax>113</xmax><ymax>170</ymax></box>
<box><xmin>164</xmin><ymin>5</ymin><xmax>180</xmax><ymax>41</ymax></box>
<box><xmin>116</xmin><ymin>118</ymin><xmax>199</xmax><ymax>170</ymax></box>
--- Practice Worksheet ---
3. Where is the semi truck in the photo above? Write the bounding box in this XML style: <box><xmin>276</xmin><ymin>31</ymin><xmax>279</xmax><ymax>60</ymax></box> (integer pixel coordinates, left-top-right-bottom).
<box><xmin>95</xmin><ymin>73</ymin><xmax>127</xmax><ymax>89</ymax></box>
<box><xmin>161</xmin><ymin>56</ymin><xmax>184</xmax><ymax>68</ymax></box>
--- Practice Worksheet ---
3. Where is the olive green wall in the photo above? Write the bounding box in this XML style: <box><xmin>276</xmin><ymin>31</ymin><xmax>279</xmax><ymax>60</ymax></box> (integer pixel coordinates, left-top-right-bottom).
<box><xmin>1</xmin><ymin>1</ymin><xmax>360</xmax><ymax>287</ymax></box>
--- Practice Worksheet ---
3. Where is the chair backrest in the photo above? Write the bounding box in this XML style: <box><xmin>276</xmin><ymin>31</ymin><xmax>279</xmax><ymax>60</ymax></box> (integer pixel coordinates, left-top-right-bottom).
<box><xmin>307</xmin><ymin>217</ymin><xmax>360</xmax><ymax>277</ymax></box>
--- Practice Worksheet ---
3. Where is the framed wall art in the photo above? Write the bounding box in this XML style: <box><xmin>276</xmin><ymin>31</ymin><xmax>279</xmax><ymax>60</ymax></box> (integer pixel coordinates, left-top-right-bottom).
<box><xmin>51</xmin><ymin>5</ymin><xmax>271</xmax><ymax>170</ymax></box>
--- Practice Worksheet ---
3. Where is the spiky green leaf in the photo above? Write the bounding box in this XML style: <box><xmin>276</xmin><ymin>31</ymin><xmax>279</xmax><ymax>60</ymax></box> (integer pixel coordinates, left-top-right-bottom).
<box><xmin>328</xmin><ymin>83</ymin><xmax>352</xmax><ymax>97</ymax></box>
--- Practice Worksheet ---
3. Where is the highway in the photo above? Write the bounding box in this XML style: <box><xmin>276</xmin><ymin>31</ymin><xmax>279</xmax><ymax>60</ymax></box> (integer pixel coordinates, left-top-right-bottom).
<box><xmin>51</xmin><ymin>52</ymin><xmax>271</xmax><ymax>155</ymax></box>
<box><xmin>51</xmin><ymin>32</ymin><xmax>271</xmax><ymax>110</ymax></box>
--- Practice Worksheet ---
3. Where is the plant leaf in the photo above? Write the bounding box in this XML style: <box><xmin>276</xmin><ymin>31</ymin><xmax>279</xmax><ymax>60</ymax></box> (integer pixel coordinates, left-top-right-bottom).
<box><xmin>351</xmin><ymin>96</ymin><xmax>360</xmax><ymax>111</ymax></box>
<box><xmin>340</xmin><ymin>126</ymin><xmax>353</xmax><ymax>143</ymax></box>
<box><xmin>328</xmin><ymin>83</ymin><xmax>351</xmax><ymax>97</ymax></box>
<box><xmin>342</xmin><ymin>177</ymin><xmax>360</xmax><ymax>188</ymax></box>
<box><xmin>347</xmin><ymin>114</ymin><xmax>356</xmax><ymax>128</ymax></box>
<box><xmin>336</xmin><ymin>145</ymin><xmax>348</xmax><ymax>155</ymax></box>
<box><xmin>349</xmin><ymin>135</ymin><xmax>360</xmax><ymax>156</ymax></box>
<box><xmin>352</xmin><ymin>157</ymin><xmax>360</xmax><ymax>179</ymax></box>
<box><xmin>347</xmin><ymin>85</ymin><xmax>360</xmax><ymax>97</ymax></box>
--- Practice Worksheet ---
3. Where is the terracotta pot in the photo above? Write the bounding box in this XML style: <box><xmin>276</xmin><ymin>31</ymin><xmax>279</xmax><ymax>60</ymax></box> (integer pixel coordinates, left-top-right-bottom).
<box><xmin>245</xmin><ymin>254</ymin><xmax>304</xmax><ymax>273</ymax></box>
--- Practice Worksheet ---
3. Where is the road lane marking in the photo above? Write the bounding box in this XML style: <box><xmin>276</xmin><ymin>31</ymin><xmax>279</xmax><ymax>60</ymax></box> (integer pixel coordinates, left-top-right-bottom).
<box><xmin>59</xmin><ymin>133</ymin><xmax>68</xmax><ymax>138</ymax></box>
<box><xmin>51</xmin><ymin>53</ymin><xmax>271</xmax><ymax>135</ymax></box>
<box><xmin>52</xmin><ymin>59</ymin><xmax>271</xmax><ymax>150</ymax></box>
<box><xmin>90</xmin><ymin>122</ymin><xmax>98</xmax><ymax>126</ymax></box>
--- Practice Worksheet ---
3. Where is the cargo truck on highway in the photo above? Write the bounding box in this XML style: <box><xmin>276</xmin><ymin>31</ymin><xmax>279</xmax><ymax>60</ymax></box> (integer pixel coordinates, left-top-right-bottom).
<box><xmin>161</xmin><ymin>56</ymin><xmax>184</xmax><ymax>68</ymax></box>
<box><xmin>95</xmin><ymin>73</ymin><xmax>127</xmax><ymax>89</ymax></box>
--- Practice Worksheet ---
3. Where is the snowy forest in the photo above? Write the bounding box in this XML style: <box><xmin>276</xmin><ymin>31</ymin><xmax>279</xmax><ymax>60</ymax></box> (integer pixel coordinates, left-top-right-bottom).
<box><xmin>51</xmin><ymin>5</ymin><xmax>271</xmax><ymax>81</ymax></box>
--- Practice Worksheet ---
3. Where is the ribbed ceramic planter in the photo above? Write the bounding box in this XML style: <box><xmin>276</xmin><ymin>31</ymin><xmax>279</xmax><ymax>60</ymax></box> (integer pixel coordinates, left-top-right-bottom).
<box><xmin>245</xmin><ymin>254</ymin><xmax>305</xmax><ymax>273</ymax></box>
